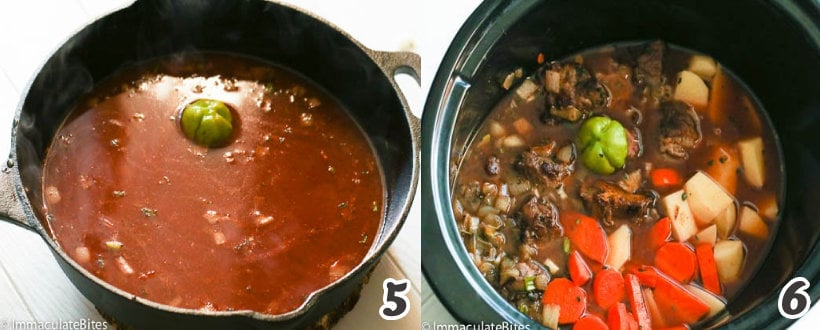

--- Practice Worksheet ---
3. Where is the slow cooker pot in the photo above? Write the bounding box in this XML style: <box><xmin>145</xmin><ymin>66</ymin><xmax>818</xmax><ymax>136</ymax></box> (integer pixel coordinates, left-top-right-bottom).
<box><xmin>422</xmin><ymin>0</ymin><xmax>819</xmax><ymax>328</ymax></box>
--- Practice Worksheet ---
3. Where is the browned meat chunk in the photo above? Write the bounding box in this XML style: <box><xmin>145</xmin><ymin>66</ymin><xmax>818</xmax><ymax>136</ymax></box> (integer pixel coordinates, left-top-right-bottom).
<box><xmin>519</xmin><ymin>196</ymin><xmax>562</xmax><ymax>239</ymax></box>
<box><xmin>633</xmin><ymin>41</ymin><xmax>671</xmax><ymax>103</ymax></box>
<box><xmin>485</xmin><ymin>155</ymin><xmax>500</xmax><ymax>176</ymax></box>
<box><xmin>659</xmin><ymin>101</ymin><xmax>702</xmax><ymax>158</ymax></box>
<box><xmin>540</xmin><ymin>61</ymin><xmax>610</xmax><ymax>124</ymax></box>
<box><xmin>515</xmin><ymin>142</ymin><xmax>575</xmax><ymax>188</ymax></box>
<box><xmin>580</xmin><ymin>180</ymin><xmax>656</xmax><ymax>227</ymax></box>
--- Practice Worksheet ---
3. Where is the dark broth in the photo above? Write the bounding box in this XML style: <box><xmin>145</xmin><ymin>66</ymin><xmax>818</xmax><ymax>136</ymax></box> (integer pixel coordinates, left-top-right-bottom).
<box><xmin>42</xmin><ymin>53</ymin><xmax>384</xmax><ymax>314</ymax></box>
<box><xmin>452</xmin><ymin>42</ymin><xmax>781</xmax><ymax>328</ymax></box>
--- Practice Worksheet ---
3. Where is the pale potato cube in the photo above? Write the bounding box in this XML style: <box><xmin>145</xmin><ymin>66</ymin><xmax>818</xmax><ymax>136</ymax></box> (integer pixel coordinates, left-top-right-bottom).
<box><xmin>688</xmin><ymin>55</ymin><xmax>718</xmax><ymax>81</ymax></box>
<box><xmin>674</xmin><ymin>70</ymin><xmax>709</xmax><ymax>108</ymax></box>
<box><xmin>714</xmin><ymin>240</ymin><xmax>744</xmax><ymax>283</ymax></box>
<box><xmin>714</xmin><ymin>203</ymin><xmax>737</xmax><ymax>240</ymax></box>
<box><xmin>758</xmin><ymin>194</ymin><xmax>779</xmax><ymax>221</ymax></box>
<box><xmin>694</xmin><ymin>224</ymin><xmax>717</xmax><ymax>246</ymax></box>
<box><xmin>685</xmin><ymin>171</ymin><xmax>734</xmax><ymax>227</ymax></box>
<box><xmin>738</xmin><ymin>206</ymin><xmax>769</xmax><ymax>239</ymax></box>
<box><xmin>686</xmin><ymin>284</ymin><xmax>726</xmax><ymax>317</ymax></box>
<box><xmin>738</xmin><ymin>137</ymin><xmax>765</xmax><ymax>188</ymax></box>
<box><xmin>662</xmin><ymin>190</ymin><xmax>697</xmax><ymax>242</ymax></box>
<box><xmin>606</xmin><ymin>224</ymin><xmax>632</xmax><ymax>271</ymax></box>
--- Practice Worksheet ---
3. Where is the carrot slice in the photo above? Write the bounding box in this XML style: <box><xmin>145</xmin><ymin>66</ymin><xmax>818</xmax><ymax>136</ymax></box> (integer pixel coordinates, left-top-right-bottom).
<box><xmin>574</xmin><ymin>315</ymin><xmax>608</xmax><ymax>330</ymax></box>
<box><xmin>655</xmin><ymin>242</ymin><xmax>697</xmax><ymax>282</ymax></box>
<box><xmin>608</xmin><ymin>302</ymin><xmax>630</xmax><ymax>330</ymax></box>
<box><xmin>695</xmin><ymin>243</ymin><xmax>722</xmax><ymax>295</ymax></box>
<box><xmin>542</xmin><ymin>278</ymin><xmax>587</xmax><ymax>324</ymax></box>
<box><xmin>561</xmin><ymin>211</ymin><xmax>609</xmax><ymax>263</ymax></box>
<box><xmin>629</xmin><ymin>265</ymin><xmax>659</xmax><ymax>288</ymax></box>
<box><xmin>594</xmin><ymin>269</ymin><xmax>625</xmax><ymax>310</ymax></box>
<box><xmin>651</xmin><ymin>168</ymin><xmax>682</xmax><ymax>189</ymax></box>
<box><xmin>649</xmin><ymin>217</ymin><xmax>672</xmax><ymax>250</ymax></box>
<box><xmin>653</xmin><ymin>273</ymin><xmax>710</xmax><ymax>325</ymax></box>
<box><xmin>569</xmin><ymin>250</ymin><xmax>593</xmax><ymax>286</ymax></box>
<box><xmin>625</xmin><ymin>274</ymin><xmax>652</xmax><ymax>330</ymax></box>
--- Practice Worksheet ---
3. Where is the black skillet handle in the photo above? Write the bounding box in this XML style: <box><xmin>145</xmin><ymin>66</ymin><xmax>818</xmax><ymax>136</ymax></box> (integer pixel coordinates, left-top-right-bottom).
<box><xmin>366</xmin><ymin>49</ymin><xmax>422</xmax><ymax>128</ymax></box>
<box><xmin>0</xmin><ymin>166</ymin><xmax>30</xmax><ymax>230</ymax></box>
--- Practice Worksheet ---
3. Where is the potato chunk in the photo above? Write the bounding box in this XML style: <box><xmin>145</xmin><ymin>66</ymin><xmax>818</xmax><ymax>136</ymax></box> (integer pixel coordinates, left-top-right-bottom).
<box><xmin>684</xmin><ymin>171</ymin><xmax>734</xmax><ymax>227</ymax></box>
<box><xmin>673</xmin><ymin>70</ymin><xmax>709</xmax><ymax>108</ymax></box>
<box><xmin>738</xmin><ymin>206</ymin><xmax>769</xmax><ymax>239</ymax></box>
<box><xmin>661</xmin><ymin>190</ymin><xmax>697</xmax><ymax>242</ymax></box>
<box><xmin>714</xmin><ymin>240</ymin><xmax>744</xmax><ymax>283</ymax></box>
<box><xmin>738</xmin><ymin>137</ymin><xmax>765</xmax><ymax>188</ymax></box>
<box><xmin>688</xmin><ymin>55</ymin><xmax>718</xmax><ymax>81</ymax></box>
<box><xmin>606</xmin><ymin>224</ymin><xmax>632</xmax><ymax>271</ymax></box>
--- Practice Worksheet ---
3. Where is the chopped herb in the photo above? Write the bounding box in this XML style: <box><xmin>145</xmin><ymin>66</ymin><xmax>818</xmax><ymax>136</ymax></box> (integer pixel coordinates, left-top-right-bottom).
<box><xmin>575</xmin><ymin>218</ymin><xmax>581</xmax><ymax>225</ymax></box>
<box><xmin>337</xmin><ymin>202</ymin><xmax>348</xmax><ymax>209</ymax></box>
<box><xmin>719</xmin><ymin>156</ymin><xmax>728</xmax><ymax>164</ymax></box>
<box><xmin>518</xmin><ymin>303</ymin><xmax>529</xmax><ymax>314</ymax></box>
<box><xmin>707</xmin><ymin>160</ymin><xmax>714</xmax><ymax>166</ymax></box>
<box><xmin>113</xmin><ymin>190</ymin><xmax>126</xmax><ymax>197</ymax></box>
<box><xmin>681</xmin><ymin>192</ymin><xmax>688</xmax><ymax>201</ymax></box>
<box><xmin>576</xmin><ymin>296</ymin><xmax>581</xmax><ymax>302</ymax></box>
<box><xmin>359</xmin><ymin>233</ymin><xmax>368</xmax><ymax>244</ymax></box>
<box><xmin>372</xmin><ymin>201</ymin><xmax>379</xmax><ymax>212</ymax></box>
<box><xmin>524</xmin><ymin>276</ymin><xmax>536</xmax><ymax>291</ymax></box>
<box><xmin>140</xmin><ymin>207</ymin><xmax>158</xmax><ymax>217</ymax></box>
<box><xmin>563</xmin><ymin>237</ymin><xmax>571</xmax><ymax>254</ymax></box>
<box><xmin>328</xmin><ymin>166</ymin><xmax>335</xmax><ymax>174</ymax></box>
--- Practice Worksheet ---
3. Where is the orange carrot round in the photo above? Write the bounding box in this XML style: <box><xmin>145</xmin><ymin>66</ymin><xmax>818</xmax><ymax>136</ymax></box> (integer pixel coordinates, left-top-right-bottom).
<box><xmin>569</xmin><ymin>250</ymin><xmax>593</xmax><ymax>286</ymax></box>
<box><xmin>649</xmin><ymin>217</ymin><xmax>672</xmax><ymax>250</ymax></box>
<box><xmin>561</xmin><ymin>211</ymin><xmax>609</xmax><ymax>264</ymax></box>
<box><xmin>655</xmin><ymin>242</ymin><xmax>697</xmax><ymax>283</ymax></box>
<box><xmin>574</xmin><ymin>314</ymin><xmax>608</xmax><ymax>330</ymax></box>
<box><xmin>543</xmin><ymin>278</ymin><xmax>588</xmax><ymax>324</ymax></box>
<box><xmin>593</xmin><ymin>269</ymin><xmax>625</xmax><ymax>310</ymax></box>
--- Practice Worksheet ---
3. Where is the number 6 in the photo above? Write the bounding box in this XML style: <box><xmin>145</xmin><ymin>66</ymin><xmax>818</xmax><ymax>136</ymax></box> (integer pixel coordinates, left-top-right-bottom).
<box><xmin>778</xmin><ymin>277</ymin><xmax>811</xmax><ymax>320</ymax></box>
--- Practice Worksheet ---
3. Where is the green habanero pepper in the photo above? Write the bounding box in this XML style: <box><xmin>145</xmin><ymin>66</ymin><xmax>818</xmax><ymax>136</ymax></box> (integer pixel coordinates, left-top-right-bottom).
<box><xmin>180</xmin><ymin>99</ymin><xmax>234</xmax><ymax>147</ymax></box>
<box><xmin>577</xmin><ymin>116</ymin><xmax>628</xmax><ymax>174</ymax></box>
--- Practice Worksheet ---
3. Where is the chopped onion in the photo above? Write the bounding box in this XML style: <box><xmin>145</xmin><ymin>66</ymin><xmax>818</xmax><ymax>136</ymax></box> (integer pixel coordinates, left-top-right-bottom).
<box><xmin>515</xmin><ymin>79</ymin><xmax>539</xmax><ymax>100</ymax></box>
<box><xmin>488</xmin><ymin>120</ymin><xmax>506</xmax><ymax>138</ymax></box>
<box><xmin>545</xmin><ymin>70</ymin><xmax>561</xmax><ymax>94</ymax></box>
<box><xmin>476</xmin><ymin>205</ymin><xmax>499</xmax><ymax>218</ymax></box>
<box><xmin>534</xmin><ymin>274</ymin><xmax>549</xmax><ymax>291</ymax></box>
<box><xmin>503</xmin><ymin>135</ymin><xmax>526</xmax><ymax>148</ymax></box>
<box><xmin>542</xmin><ymin>258</ymin><xmax>560</xmax><ymax>275</ymax></box>
<box><xmin>45</xmin><ymin>186</ymin><xmax>61</xmax><ymax>204</ymax></box>
<box><xmin>256</xmin><ymin>215</ymin><xmax>274</xmax><ymax>226</ymax></box>
<box><xmin>556</xmin><ymin>144</ymin><xmax>575</xmax><ymax>164</ymax></box>
<box><xmin>463</xmin><ymin>215</ymin><xmax>480</xmax><ymax>234</ymax></box>
<box><xmin>74</xmin><ymin>246</ymin><xmax>91</xmax><ymax>264</ymax></box>
<box><xmin>213</xmin><ymin>231</ymin><xmax>227</xmax><ymax>245</ymax></box>
<box><xmin>116</xmin><ymin>256</ymin><xmax>134</xmax><ymax>275</ymax></box>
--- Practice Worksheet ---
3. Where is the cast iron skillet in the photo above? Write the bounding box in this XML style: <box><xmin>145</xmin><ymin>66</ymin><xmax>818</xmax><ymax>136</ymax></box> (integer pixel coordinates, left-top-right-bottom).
<box><xmin>423</xmin><ymin>0</ymin><xmax>819</xmax><ymax>328</ymax></box>
<box><xmin>0</xmin><ymin>0</ymin><xmax>419</xmax><ymax>328</ymax></box>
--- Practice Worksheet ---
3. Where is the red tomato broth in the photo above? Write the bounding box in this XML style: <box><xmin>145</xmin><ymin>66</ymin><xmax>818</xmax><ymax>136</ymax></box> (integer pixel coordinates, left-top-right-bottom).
<box><xmin>42</xmin><ymin>53</ymin><xmax>384</xmax><ymax>314</ymax></box>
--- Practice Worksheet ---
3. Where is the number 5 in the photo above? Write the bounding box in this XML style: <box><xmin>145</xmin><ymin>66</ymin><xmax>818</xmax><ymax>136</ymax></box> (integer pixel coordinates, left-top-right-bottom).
<box><xmin>779</xmin><ymin>277</ymin><xmax>811</xmax><ymax>320</ymax></box>
<box><xmin>379</xmin><ymin>278</ymin><xmax>411</xmax><ymax>320</ymax></box>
